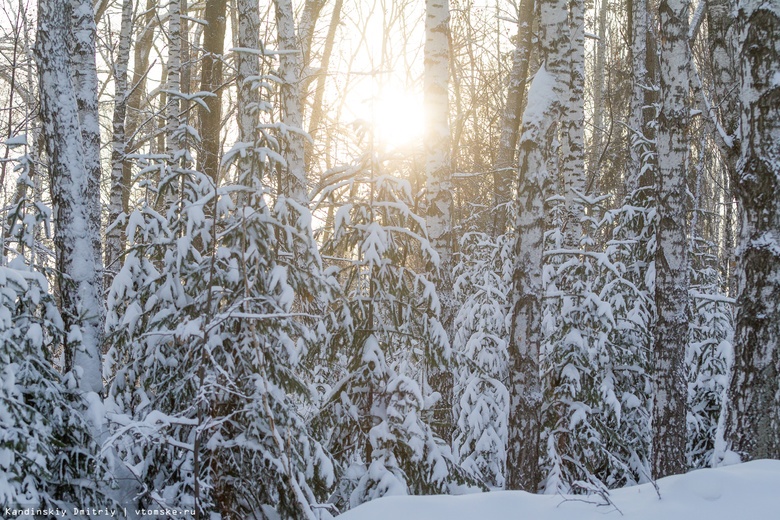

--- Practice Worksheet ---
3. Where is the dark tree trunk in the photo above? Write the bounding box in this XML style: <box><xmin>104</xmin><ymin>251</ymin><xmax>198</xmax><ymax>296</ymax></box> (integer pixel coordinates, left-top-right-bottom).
<box><xmin>199</xmin><ymin>0</ymin><xmax>228</xmax><ymax>184</ymax></box>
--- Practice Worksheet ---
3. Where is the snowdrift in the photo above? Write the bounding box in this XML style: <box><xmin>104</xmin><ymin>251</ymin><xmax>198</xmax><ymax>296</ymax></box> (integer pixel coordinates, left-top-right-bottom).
<box><xmin>337</xmin><ymin>460</ymin><xmax>780</xmax><ymax>520</ymax></box>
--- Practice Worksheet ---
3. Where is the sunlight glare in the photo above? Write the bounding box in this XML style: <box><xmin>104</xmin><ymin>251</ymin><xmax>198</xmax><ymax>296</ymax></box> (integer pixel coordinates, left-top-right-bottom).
<box><xmin>370</xmin><ymin>88</ymin><xmax>425</xmax><ymax>151</ymax></box>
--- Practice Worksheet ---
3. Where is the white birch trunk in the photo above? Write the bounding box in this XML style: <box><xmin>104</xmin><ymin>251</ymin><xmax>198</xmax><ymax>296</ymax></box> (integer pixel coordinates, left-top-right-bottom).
<box><xmin>705</xmin><ymin>0</ymin><xmax>740</xmax><ymax>295</ymax></box>
<box><xmin>69</xmin><ymin>0</ymin><xmax>103</xmax><ymax>286</ymax></box>
<box><xmin>590</xmin><ymin>0</ymin><xmax>608</xmax><ymax>183</ymax></box>
<box><xmin>36</xmin><ymin>0</ymin><xmax>104</xmax><ymax>392</ymax></box>
<box><xmin>166</xmin><ymin>0</ymin><xmax>182</xmax><ymax>156</ymax></box>
<box><xmin>505</xmin><ymin>0</ymin><xmax>567</xmax><ymax>491</ymax></box>
<box><xmin>236</xmin><ymin>0</ymin><xmax>260</xmax><ymax>187</ymax></box>
<box><xmin>275</xmin><ymin>0</ymin><xmax>308</xmax><ymax>205</ymax></box>
<box><xmin>724</xmin><ymin>0</ymin><xmax>780</xmax><ymax>461</ymax></box>
<box><xmin>559</xmin><ymin>0</ymin><xmax>586</xmax><ymax>247</ymax></box>
<box><xmin>105</xmin><ymin>0</ymin><xmax>133</xmax><ymax>283</ymax></box>
<box><xmin>424</xmin><ymin>0</ymin><xmax>453</xmax><ymax>270</ymax></box>
<box><xmin>493</xmin><ymin>0</ymin><xmax>535</xmax><ymax>236</ymax></box>
<box><xmin>424</xmin><ymin>0</ymin><xmax>455</xmax><ymax>439</ymax></box>
<box><xmin>652</xmin><ymin>0</ymin><xmax>691</xmax><ymax>479</ymax></box>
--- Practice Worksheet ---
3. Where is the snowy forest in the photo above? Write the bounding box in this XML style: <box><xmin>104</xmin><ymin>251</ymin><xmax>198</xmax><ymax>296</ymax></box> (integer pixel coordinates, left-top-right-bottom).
<box><xmin>0</xmin><ymin>0</ymin><xmax>779</xmax><ymax>517</ymax></box>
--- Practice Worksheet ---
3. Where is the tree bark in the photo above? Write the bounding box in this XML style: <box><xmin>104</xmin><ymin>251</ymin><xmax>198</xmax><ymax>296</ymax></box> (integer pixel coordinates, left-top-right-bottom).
<box><xmin>492</xmin><ymin>0</ymin><xmax>535</xmax><ymax>236</ymax></box>
<box><xmin>105</xmin><ymin>0</ymin><xmax>134</xmax><ymax>284</ymax></box>
<box><xmin>652</xmin><ymin>0</ymin><xmax>691</xmax><ymax>479</ymax></box>
<box><xmin>559</xmin><ymin>0</ymin><xmax>586</xmax><ymax>248</ymax></box>
<box><xmin>236</xmin><ymin>0</ymin><xmax>260</xmax><ymax>187</ymax></box>
<box><xmin>724</xmin><ymin>0</ymin><xmax>780</xmax><ymax>461</ymax></box>
<box><xmin>69</xmin><ymin>0</ymin><xmax>103</xmax><ymax>285</ymax></box>
<box><xmin>275</xmin><ymin>0</ymin><xmax>308</xmax><ymax>205</ymax></box>
<box><xmin>505</xmin><ymin>0</ymin><xmax>567</xmax><ymax>491</ymax></box>
<box><xmin>424</xmin><ymin>0</ymin><xmax>455</xmax><ymax>440</ymax></box>
<box><xmin>122</xmin><ymin>0</ymin><xmax>156</xmax><ymax>212</ymax></box>
<box><xmin>590</xmin><ymin>0</ymin><xmax>609</xmax><ymax>183</ymax></box>
<box><xmin>199</xmin><ymin>0</ymin><xmax>227</xmax><ymax>184</ymax></box>
<box><xmin>166</xmin><ymin>0</ymin><xmax>182</xmax><ymax>157</ymax></box>
<box><xmin>36</xmin><ymin>0</ymin><xmax>104</xmax><ymax>393</ymax></box>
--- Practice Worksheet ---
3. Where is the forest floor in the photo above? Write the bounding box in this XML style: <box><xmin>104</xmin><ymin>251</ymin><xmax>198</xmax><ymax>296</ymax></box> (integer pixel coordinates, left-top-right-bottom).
<box><xmin>337</xmin><ymin>459</ymin><xmax>780</xmax><ymax>519</ymax></box>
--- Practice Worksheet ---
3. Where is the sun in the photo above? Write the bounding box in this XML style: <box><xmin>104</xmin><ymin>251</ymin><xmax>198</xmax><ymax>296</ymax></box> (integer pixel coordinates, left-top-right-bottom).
<box><xmin>369</xmin><ymin>87</ymin><xmax>425</xmax><ymax>151</ymax></box>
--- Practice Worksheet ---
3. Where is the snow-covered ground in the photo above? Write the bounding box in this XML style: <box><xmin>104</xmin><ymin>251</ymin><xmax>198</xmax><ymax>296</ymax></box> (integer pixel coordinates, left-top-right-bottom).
<box><xmin>338</xmin><ymin>460</ymin><xmax>780</xmax><ymax>520</ymax></box>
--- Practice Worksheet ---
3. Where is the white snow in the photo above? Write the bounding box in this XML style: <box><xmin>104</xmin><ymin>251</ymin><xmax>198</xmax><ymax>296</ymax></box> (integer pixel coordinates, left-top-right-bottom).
<box><xmin>337</xmin><ymin>460</ymin><xmax>780</xmax><ymax>520</ymax></box>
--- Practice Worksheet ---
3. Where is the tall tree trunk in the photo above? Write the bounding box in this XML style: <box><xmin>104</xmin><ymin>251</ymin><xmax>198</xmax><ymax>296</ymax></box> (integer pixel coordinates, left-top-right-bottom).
<box><xmin>424</xmin><ymin>0</ymin><xmax>453</xmax><ymax>270</ymax></box>
<box><xmin>627</xmin><ymin>0</ymin><xmax>658</xmax><ymax>192</ymax></box>
<box><xmin>122</xmin><ymin>0</ymin><xmax>156</xmax><ymax>211</ymax></box>
<box><xmin>724</xmin><ymin>0</ymin><xmax>780</xmax><ymax>461</ymax></box>
<box><xmin>706</xmin><ymin>0</ymin><xmax>740</xmax><ymax>298</ymax></box>
<box><xmin>166</xmin><ymin>0</ymin><xmax>182</xmax><ymax>157</ymax></box>
<box><xmin>505</xmin><ymin>0</ymin><xmax>567</xmax><ymax>491</ymax></box>
<box><xmin>424</xmin><ymin>0</ymin><xmax>455</xmax><ymax>440</ymax></box>
<box><xmin>236</xmin><ymin>0</ymin><xmax>260</xmax><ymax>187</ymax></box>
<box><xmin>70</xmin><ymin>0</ymin><xmax>103</xmax><ymax>279</ymax></box>
<box><xmin>559</xmin><ymin>0</ymin><xmax>586</xmax><ymax>248</ymax></box>
<box><xmin>492</xmin><ymin>0</ymin><xmax>535</xmax><ymax>236</ymax></box>
<box><xmin>652</xmin><ymin>0</ymin><xmax>691</xmax><ymax>479</ymax></box>
<box><xmin>306</xmin><ymin>0</ymin><xmax>343</xmax><ymax>168</ymax></box>
<box><xmin>590</xmin><ymin>0</ymin><xmax>609</xmax><ymax>182</ymax></box>
<box><xmin>199</xmin><ymin>0</ymin><xmax>227</xmax><ymax>184</ymax></box>
<box><xmin>275</xmin><ymin>0</ymin><xmax>308</xmax><ymax>205</ymax></box>
<box><xmin>36</xmin><ymin>0</ymin><xmax>104</xmax><ymax>393</ymax></box>
<box><xmin>105</xmin><ymin>0</ymin><xmax>133</xmax><ymax>284</ymax></box>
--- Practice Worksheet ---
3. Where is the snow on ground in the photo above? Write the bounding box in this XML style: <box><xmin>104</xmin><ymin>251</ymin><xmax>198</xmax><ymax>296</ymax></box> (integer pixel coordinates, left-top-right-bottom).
<box><xmin>337</xmin><ymin>460</ymin><xmax>780</xmax><ymax>520</ymax></box>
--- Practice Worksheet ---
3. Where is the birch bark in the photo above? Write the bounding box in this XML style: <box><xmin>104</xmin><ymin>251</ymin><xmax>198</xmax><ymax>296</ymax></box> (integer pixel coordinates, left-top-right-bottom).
<box><xmin>105</xmin><ymin>0</ymin><xmax>133</xmax><ymax>283</ymax></box>
<box><xmin>424</xmin><ymin>0</ymin><xmax>455</xmax><ymax>439</ymax></box>
<box><xmin>724</xmin><ymin>0</ymin><xmax>780</xmax><ymax>461</ymax></box>
<box><xmin>36</xmin><ymin>0</ymin><xmax>104</xmax><ymax>392</ymax></box>
<box><xmin>559</xmin><ymin>0</ymin><xmax>586</xmax><ymax>248</ymax></box>
<box><xmin>424</xmin><ymin>0</ymin><xmax>453</xmax><ymax>271</ymax></box>
<box><xmin>505</xmin><ymin>0</ymin><xmax>567</xmax><ymax>491</ymax></box>
<box><xmin>69</xmin><ymin>0</ymin><xmax>103</xmax><ymax>284</ymax></box>
<box><xmin>166</xmin><ymin>0</ymin><xmax>182</xmax><ymax>157</ymax></box>
<box><xmin>275</xmin><ymin>0</ymin><xmax>308</xmax><ymax>205</ymax></box>
<box><xmin>493</xmin><ymin>0</ymin><xmax>535</xmax><ymax>236</ymax></box>
<box><xmin>236</xmin><ymin>0</ymin><xmax>260</xmax><ymax>187</ymax></box>
<box><xmin>627</xmin><ymin>0</ymin><xmax>649</xmax><ymax>191</ymax></box>
<box><xmin>652</xmin><ymin>0</ymin><xmax>691</xmax><ymax>479</ymax></box>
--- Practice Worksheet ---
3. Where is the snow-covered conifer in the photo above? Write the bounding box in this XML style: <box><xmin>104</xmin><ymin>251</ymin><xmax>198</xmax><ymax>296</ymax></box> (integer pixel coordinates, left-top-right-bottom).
<box><xmin>316</xmin><ymin>168</ymin><xmax>465</xmax><ymax>510</ymax></box>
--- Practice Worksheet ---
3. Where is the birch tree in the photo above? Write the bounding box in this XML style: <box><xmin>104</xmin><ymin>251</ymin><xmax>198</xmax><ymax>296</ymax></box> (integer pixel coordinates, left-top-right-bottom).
<box><xmin>493</xmin><ymin>0</ymin><xmax>535</xmax><ymax>236</ymax></box>
<box><xmin>424</xmin><ymin>0</ymin><xmax>455</xmax><ymax>439</ymax></box>
<box><xmin>559</xmin><ymin>0</ymin><xmax>586</xmax><ymax>248</ymax></box>
<box><xmin>652</xmin><ymin>0</ymin><xmax>691</xmax><ymax>479</ymax></box>
<box><xmin>69</xmin><ymin>0</ymin><xmax>103</xmax><ymax>287</ymax></box>
<box><xmin>506</xmin><ymin>0</ymin><xmax>568</xmax><ymax>491</ymax></box>
<box><xmin>105</xmin><ymin>0</ymin><xmax>134</xmax><ymax>282</ymax></box>
<box><xmin>275</xmin><ymin>0</ymin><xmax>307</xmax><ymax>205</ymax></box>
<box><xmin>166</xmin><ymin>0</ymin><xmax>182</xmax><ymax>158</ymax></box>
<box><xmin>424</xmin><ymin>0</ymin><xmax>452</xmax><ymax>272</ymax></box>
<box><xmin>36</xmin><ymin>0</ymin><xmax>104</xmax><ymax>393</ymax></box>
<box><xmin>724</xmin><ymin>0</ymin><xmax>780</xmax><ymax>461</ymax></box>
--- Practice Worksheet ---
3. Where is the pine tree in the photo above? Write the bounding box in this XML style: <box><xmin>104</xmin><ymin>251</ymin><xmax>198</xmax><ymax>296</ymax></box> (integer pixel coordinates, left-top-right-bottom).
<box><xmin>1</xmin><ymin>149</ymin><xmax>113</xmax><ymax>513</ymax></box>
<box><xmin>316</xmin><ymin>165</ymin><xmax>464</xmax><ymax>510</ymax></box>
<box><xmin>105</xmin><ymin>50</ymin><xmax>333</xmax><ymax>516</ymax></box>
<box><xmin>452</xmin><ymin>231</ymin><xmax>511</xmax><ymax>488</ymax></box>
